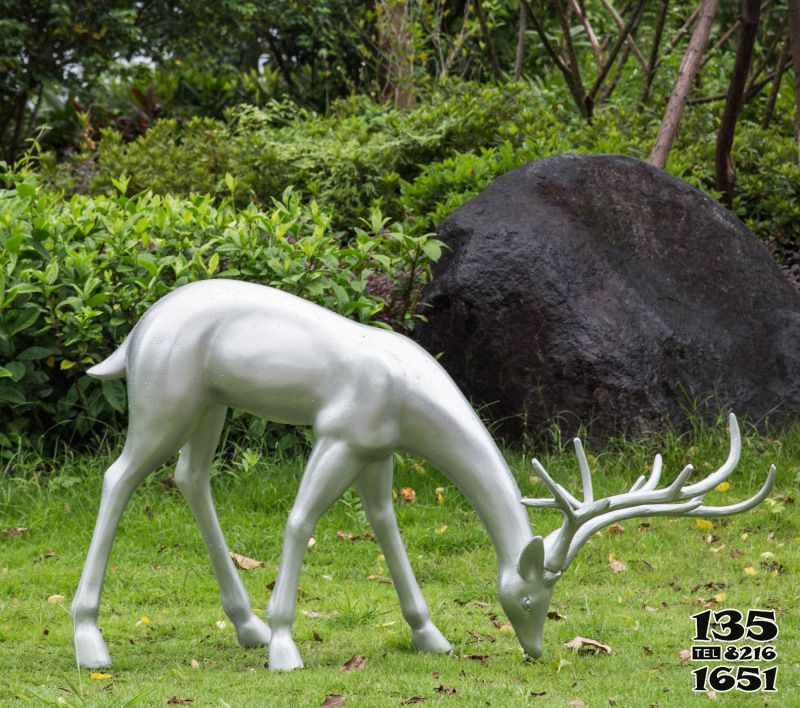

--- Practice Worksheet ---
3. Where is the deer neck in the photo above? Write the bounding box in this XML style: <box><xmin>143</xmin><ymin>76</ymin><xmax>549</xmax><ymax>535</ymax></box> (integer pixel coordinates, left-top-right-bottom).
<box><xmin>401</xmin><ymin>404</ymin><xmax>534</xmax><ymax>571</ymax></box>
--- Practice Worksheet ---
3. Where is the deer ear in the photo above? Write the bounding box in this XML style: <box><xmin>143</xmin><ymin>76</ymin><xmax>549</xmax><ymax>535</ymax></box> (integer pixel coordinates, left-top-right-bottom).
<box><xmin>518</xmin><ymin>536</ymin><xmax>545</xmax><ymax>582</ymax></box>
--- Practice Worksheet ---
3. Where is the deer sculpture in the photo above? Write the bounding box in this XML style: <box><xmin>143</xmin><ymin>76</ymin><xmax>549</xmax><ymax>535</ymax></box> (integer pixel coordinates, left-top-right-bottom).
<box><xmin>72</xmin><ymin>279</ymin><xmax>776</xmax><ymax>671</ymax></box>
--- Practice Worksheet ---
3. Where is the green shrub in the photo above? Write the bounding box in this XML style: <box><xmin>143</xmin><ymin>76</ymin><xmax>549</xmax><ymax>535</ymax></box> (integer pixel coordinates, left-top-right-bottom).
<box><xmin>0</xmin><ymin>172</ymin><xmax>441</xmax><ymax>449</ymax></box>
<box><xmin>42</xmin><ymin>82</ymin><xmax>553</xmax><ymax>229</ymax></box>
<box><xmin>42</xmin><ymin>79</ymin><xmax>800</xmax><ymax>262</ymax></box>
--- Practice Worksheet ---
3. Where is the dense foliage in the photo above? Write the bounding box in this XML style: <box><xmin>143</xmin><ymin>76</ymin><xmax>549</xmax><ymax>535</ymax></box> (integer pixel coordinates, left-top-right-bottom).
<box><xmin>0</xmin><ymin>174</ymin><xmax>441</xmax><ymax>449</ymax></box>
<box><xmin>3</xmin><ymin>2</ymin><xmax>800</xmax><ymax>453</ymax></box>
<box><xmin>41</xmin><ymin>80</ymin><xmax>800</xmax><ymax>266</ymax></box>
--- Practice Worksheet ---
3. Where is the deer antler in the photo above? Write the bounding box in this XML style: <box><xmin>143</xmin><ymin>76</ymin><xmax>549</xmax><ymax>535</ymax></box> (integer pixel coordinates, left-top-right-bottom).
<box><xmin>522</xmin><ymin>414</ymin><xmax>776</xmax><ymax>573</ymax></box>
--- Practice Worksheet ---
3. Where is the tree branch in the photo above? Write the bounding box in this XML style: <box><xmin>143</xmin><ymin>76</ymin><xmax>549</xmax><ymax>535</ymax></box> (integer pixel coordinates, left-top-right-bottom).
<box><xmin>588</xmin><ymin>0</ymin><xmax>646</xmax><ymax>105</ymax></box>
<box><xmin>649</xmin><ymin>0</ymin><xmax>720</xmax><ymax>169</ymax></box>
<box><xmin>715</xmin><ymin>0</ymin><xmax>762</xmax><ymax>205</ymax></box>
<box><xmin>600</xmin><ymin>0</ymin><xmax>647</xmax><ymax>68</ymax></box>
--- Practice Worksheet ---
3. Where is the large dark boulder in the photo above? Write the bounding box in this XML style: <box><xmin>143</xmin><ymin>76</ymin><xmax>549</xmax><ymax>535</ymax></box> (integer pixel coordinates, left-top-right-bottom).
<box><xmin>414</xmin><ymin>153</ymin><xmax>800</xmax><ymax>441</ymax></box>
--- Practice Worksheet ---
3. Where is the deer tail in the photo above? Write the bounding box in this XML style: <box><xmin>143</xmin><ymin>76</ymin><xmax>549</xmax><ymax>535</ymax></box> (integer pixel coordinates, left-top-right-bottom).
<box><xmin>87</xmin><ymin>336</ymin><xmax>130</xmax><ymax>380</ymax></box>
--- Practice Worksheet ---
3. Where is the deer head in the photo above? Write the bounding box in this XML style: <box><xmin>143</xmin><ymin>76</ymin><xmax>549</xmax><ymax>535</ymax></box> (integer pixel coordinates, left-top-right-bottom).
<box><xmin>515</xmin><ymin>413</ymin><xmax>775</xmax><ymax>658</ymax></box>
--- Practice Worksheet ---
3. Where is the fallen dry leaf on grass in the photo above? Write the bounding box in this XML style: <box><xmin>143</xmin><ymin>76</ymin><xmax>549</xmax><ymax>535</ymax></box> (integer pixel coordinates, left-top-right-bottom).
<box><xmin>568</xmin><ymin>700</ymin><xmax>586</xmax><ymax>708</ymax></box>
<box><xmin>463</xmin><ymin>653</ymin><xmax>488</xmax><ymax>662</ymax></box>
<box><xmin>547</xmin><ymin>611</ymin><xmax>565</xmax><ymax>621</ymax></box>
<box><xmin>434</xmin><ymin>685</ymin><xmax>456</xmax><ymax>694</ymax></box>
<box><xmin>89</xmin><ymin>673</ymin><xmax>112</xmax><ymax>680</ymax></box>
<box><xmin>229</xmin><ymin>552</ymin><xmax>264</xmax><ymax>570</ymax></box>
<box><xmin>160</xmin><ymin>474</ymin><xmax>178</xmax><ymax>491</ymax></box>
<box><xmin>530</xmin><ymin>691</ymin><xmax>547</xmax><ymax>697</ymax></box>
<box><xmin>322</xmin><ymin>694</ymin><xmax>347</xmax><ymax>707</ymax></box>
<box><xmin>47</xmin><ymin>594</ymin><xmax>64</xmax><ymax>603</ymax></box>
<box><xmin>398</xmin><ymin>487</ymin><xmax>416</xmax><ymax>502</ymax></box>
<box><xmin>335</xmin><ymin>530</ymin><xmax>377</xmax><ymax>543</ymax></box>
<box><xmin>564</xmin><ymin>636</ymin><xmax>612</xmax><ymax>654</ymax></box>
<box><xmin>33</xmin><ymin>551</ymin><xmax>57</xmax><ymax>563</ymax></box>
<box><xmin>367</xmin><ymin>574</ymin><xmax>392</xmax><ymax>584</ymax></box>
<box><xmin>608</xmin><ymin>523</ymin><xmax>625</xmax><ymax>535</ymax></box>
<box><xmin>166</xmin><ymin>698</ymin><xmax>193</xmax><ymax>705</ymax></box>
<box><xmin>678</xmin><ymin>648</ymin><xmax>692</xmax><ymax>663</ymax></box>
<box><xmin>609</xmin><ymin>558</ymin><xmax>627</xmax><ymax>573</ymax></box>
<box><xmin>341</xmin><ymin>654</ymin><xmax>367</xmax><ymax>672</ymax></box>
<box><xmin>2</xmin><ymin>527</ymin><xmax>27</xmax><ymax>537</ymax></box>
<box><xmin>695</xmin><ymin>519</ymin><xmax>713</xmax><ymax>530</ymax></box>
<box><xmin>401</xmin><ymin>697</ymin><xmax>426</xmax><ymax>704</ymax></box>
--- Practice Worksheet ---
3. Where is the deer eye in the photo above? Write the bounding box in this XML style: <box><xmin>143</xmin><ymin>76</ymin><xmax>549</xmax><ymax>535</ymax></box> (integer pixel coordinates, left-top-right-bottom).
<box><xmin>521</xmin><ymin>596</ymin><xmax>534</xmax><ymax>612</ymax></box>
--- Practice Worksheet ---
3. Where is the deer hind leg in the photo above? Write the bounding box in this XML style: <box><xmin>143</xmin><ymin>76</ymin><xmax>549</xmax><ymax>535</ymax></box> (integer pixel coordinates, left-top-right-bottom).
<box><xmin>72</xmin><ymin>408</ymin><xmax>200</xmax><ymax>668</ymax></box>
<box><xmin>268</xmin><ymin>438</ymin><xmax>365</xmax><ymax>671</ymax></box>
<box><xmin>356</xmin><ymin>458</ymin><xmax>452</xmax><ymax>654</ymax></box>
<box><xmin>174</xmin><ymin>404</ymin><xmax>270</xmax><ymax>649</ymax></box>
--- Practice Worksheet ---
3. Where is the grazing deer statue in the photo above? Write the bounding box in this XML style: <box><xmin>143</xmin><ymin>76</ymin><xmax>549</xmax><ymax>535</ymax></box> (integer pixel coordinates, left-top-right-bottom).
<box><xmin>72</xmin><ymin>279</ymin><xmax>776</xmax><ymax>671</ymax></box>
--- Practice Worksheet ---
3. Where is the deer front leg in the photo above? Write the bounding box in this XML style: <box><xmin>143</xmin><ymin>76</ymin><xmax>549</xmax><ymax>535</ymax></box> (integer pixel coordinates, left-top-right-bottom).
<box><xmin>268</xmin><ymin>438</ymin><xmax>364</xmax><ymax>671</ymax></box>
<box><xmin>355</xmin><ymin>459</ymin><xmax>451</xmax><ymax>654</ymax></box>
<box><xmin>175</xmin><ymin>405</ymin><xmax>270</xmax><ymax>649</ymax></box>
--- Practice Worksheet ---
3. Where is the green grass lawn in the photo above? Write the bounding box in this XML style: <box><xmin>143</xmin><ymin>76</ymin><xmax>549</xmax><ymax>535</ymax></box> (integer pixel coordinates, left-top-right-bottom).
<box><xmin>1</xmin><ymin>420</ymin><xmax>797</xmax><ymax>707</ymax></box>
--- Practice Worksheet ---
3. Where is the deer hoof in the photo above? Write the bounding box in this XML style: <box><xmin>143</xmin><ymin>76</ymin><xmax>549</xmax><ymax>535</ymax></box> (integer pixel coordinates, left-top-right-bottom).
<box><xmin>268</xmin><ymin>632</ymin><xmax>304</xmax><ymax>671</ymax></box>
<box><xmin>412</xmin><ymin>623</ymin><xmax>452</xmax><ymax>653</ymax></box>
<box><xmin>74</xmin><ymin>624</ymin><xmax>111</xmax><ymax>668</ymax></box>
<box><xmin>236</xmin><ymin>615</ymin><xmax>271</xmax><ymax>648</ymax></box>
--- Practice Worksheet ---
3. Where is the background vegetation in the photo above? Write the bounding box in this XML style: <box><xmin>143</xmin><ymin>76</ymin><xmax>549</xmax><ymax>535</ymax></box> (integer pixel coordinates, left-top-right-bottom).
<box><xmin>4</xmin><ymin>1</ymin><xmax>800</xmax><ymax>452</ymax></box>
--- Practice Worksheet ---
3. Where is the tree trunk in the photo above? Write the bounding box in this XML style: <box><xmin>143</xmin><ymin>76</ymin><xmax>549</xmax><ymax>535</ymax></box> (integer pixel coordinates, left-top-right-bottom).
<box><xmin>649</xmin><ymin>0</ymin><xmax>720</xmax><ymax>169</ymax></box>
<box><xmin>380</xmin><ymin>0</ymin><xmax>417</xmax><ymax>109</ymax></box>
<box><xmin>715</xmin><ymin>0</ymin><xmax>761</xmax><ymax>206</ymax></box>
<box><xmin>514</xmin><ymin>1</ymin><xmax>526</xmax><ymax>80</ymax></box>
<box><xmin>762</xmin><ymin>38</ymin><xmax>789</xmax><ymax>128</ymax></box>
<box><xmin>639</xmin><ymin>0</ymin><xmax>670</xmax><ymax>104</ymax></box>
<box><xmin>474</xmin><ymin>0</ymin><xmax>502</xmax><ymax>80</ymax></box>
<box><xmin>523</xmin><ymin>0</ymin><xmax>590</xmax><ymax>118</ymax></box>
<box><xmin>6</xmin><ymin>92</ymin><xmax>29</xmax><ymax>164</ymax></box>
<box><xmin>788</xmin><ymin>0</ymin><xmax>800</xmax><ymax>162</ymax></box>
<box><xmin>588</xmin><ymin>0</ymin><xmax>646</xmax><ymax>109</ymax></box>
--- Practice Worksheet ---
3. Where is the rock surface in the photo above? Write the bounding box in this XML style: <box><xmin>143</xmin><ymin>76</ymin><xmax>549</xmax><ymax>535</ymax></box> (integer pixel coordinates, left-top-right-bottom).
<box><xmin>414</xmin><ymin>154</ymin><xmax>800</xmax><ymax>441</ymax></box>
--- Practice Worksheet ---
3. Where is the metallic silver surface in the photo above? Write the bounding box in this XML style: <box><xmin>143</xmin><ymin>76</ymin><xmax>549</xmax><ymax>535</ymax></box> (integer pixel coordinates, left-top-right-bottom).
<box><xmin>71</xmin><ymin>280</ymin><xmax>775</xmax><ymax>671</ymax></box>
<box><xmin>523</xmin><ymin>413</ymin><xmax>776</xmax><ymax>572</ymax></box>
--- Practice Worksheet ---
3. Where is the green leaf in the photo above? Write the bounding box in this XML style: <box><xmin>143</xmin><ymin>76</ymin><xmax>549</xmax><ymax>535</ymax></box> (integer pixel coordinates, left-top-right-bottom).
<box><xmin>224</xmin><ymin>172</ymin><xmax>237</xmax><ymax>194</ymax></box>
<box><xmin>111</xmin><ymin>174</ymin><xmax>131</xmax><ymax>195</ymax></box>
<box><xmin>4</xmin><ymin>361</ymin><xmax>26</xmax><ymax>382</ymax></box>
<box><xmin>15</xmin><ymin>183</ymin><xmax>36</xmax><ymax>200</ymax></box>
<box><xmin>0</xmin><ymin>383</ymin><xmax>25</xmax><ymax>405</ymax></box>
<box><xmin>18</xmin><ymin>346</ymin><xmax>58</xmax><ymax>360</ymax></box>
<box><xmin>9</xmin><ymin>308</ymin><xmax>40</xmax><ymax>336</ymax></box>
<box><xmin>101</xmin><ymin>378</ymin><xmax>127</xmax><ymax>413</ymax></box>
<box><xmin>421</xmin><ymin>240</ymin><xmax>442</xmax><ymax>262</ymax></box>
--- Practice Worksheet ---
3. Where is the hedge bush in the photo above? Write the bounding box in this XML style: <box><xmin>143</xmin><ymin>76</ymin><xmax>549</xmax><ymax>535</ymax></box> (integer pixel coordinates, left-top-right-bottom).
<box><xmin>0</xmin><ymin>172</ymin><xmax>441</xmax><ymax>450</ymax></box>
<box><xmin>42</xmin><ymin>82</ymin><xmax>552</xmax><ymax>229</ymax></box>
<box><xmin>43</xmin><ymin>80</ymin><xmax>800</xmax><ymax>268</ymax></box>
